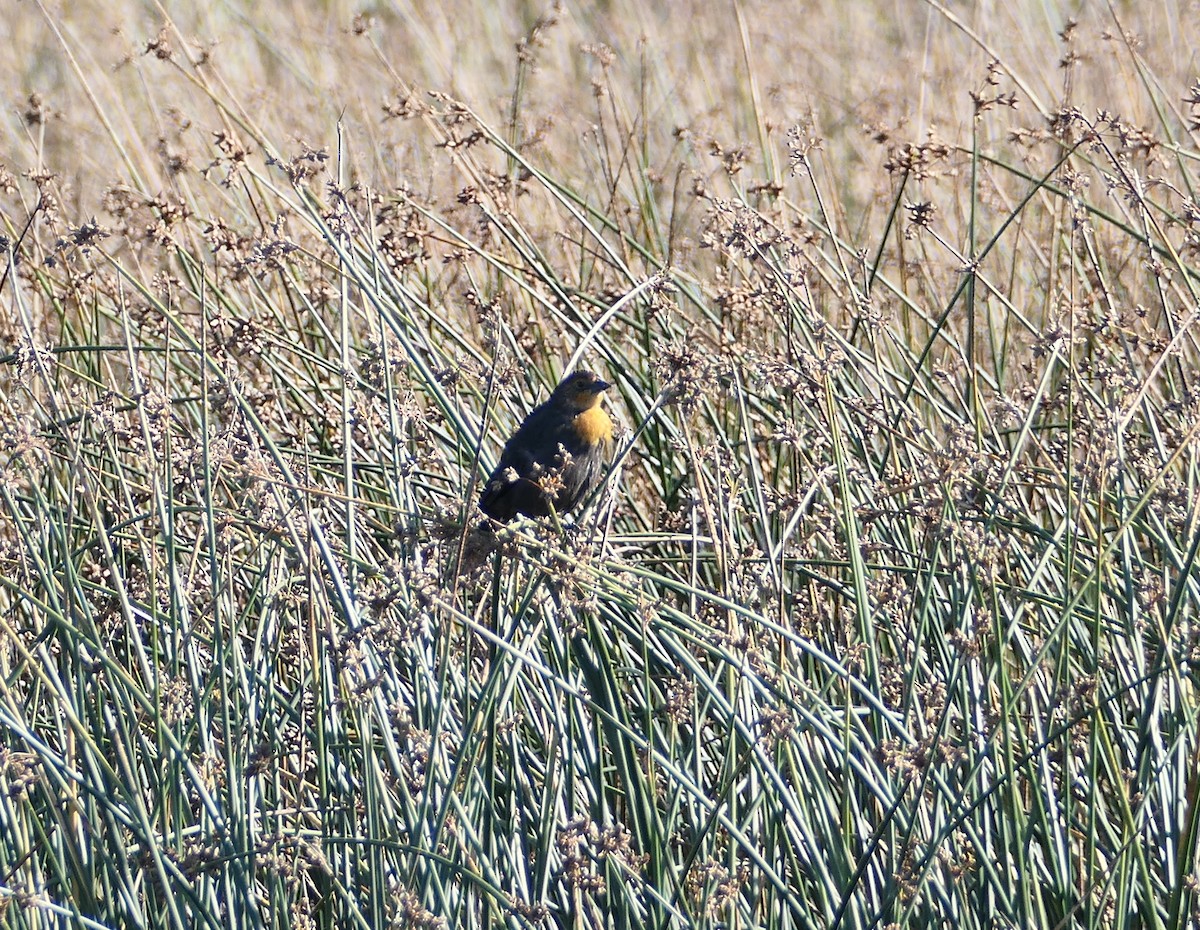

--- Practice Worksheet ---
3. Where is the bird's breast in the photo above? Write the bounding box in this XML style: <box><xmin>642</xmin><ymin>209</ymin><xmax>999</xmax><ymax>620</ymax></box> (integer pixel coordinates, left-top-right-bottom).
<box><xmin>572</xmin><ymin>406</ymin><xmax>614</xmax><ymax>445</ymax></box>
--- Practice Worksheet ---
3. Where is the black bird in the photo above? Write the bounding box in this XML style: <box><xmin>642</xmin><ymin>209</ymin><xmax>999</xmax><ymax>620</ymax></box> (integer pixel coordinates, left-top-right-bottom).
<box><xmin>479</xmin><ymin>370</ymin><xmax>614</xmax><ymax>522</ymax></box>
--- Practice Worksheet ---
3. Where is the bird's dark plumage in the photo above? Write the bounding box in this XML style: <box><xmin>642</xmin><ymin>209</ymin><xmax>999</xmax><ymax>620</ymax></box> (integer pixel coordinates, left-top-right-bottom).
<box><xmin>479</xmin><ymin>370</ymin><xmax>614</xmax><ymax>522</ymax></box>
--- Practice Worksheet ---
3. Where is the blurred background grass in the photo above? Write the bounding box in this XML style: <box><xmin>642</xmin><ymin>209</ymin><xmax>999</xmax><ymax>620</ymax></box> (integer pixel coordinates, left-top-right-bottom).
<box><xmin>3</xmin><ymin>1</ymin><xmax>1200</xmax><ymax>928</ymax></box>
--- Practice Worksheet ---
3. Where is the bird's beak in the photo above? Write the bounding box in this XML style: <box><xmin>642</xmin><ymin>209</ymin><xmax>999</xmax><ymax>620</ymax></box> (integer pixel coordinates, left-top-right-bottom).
<box><xmin>593</xmin><ymin>379</ymin><xmax>611</xmax><ymax>393</ymax></box>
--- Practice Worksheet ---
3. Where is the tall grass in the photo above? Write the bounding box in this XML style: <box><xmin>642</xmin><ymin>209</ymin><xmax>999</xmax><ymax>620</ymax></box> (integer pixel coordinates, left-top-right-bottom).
<box><xmin>2</xmin><ymin>2</ymin><xmax>1200</xmax><ymax>927</ymax></box>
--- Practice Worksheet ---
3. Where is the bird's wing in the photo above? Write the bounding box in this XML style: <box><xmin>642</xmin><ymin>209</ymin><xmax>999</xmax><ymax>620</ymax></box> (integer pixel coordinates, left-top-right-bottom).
<box><xmin>493</xmin><ymin>402</ymin><xmax>564</xmax><ymax>474</ymax></box>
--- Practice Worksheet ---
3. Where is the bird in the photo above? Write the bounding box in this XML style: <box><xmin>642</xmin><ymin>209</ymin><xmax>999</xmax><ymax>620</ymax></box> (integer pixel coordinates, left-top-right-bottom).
<box><xmin>479</xmin><ymin>370</ymin><xmax>615</xmax><ymax>522</ymax></box>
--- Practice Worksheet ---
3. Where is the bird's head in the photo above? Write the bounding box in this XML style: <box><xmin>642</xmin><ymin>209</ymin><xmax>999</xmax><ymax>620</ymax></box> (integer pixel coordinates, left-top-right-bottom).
<box><xmin>552</xmin><ymin>370</ymin><xmax>611</xmax><ymax>412</ymax></box>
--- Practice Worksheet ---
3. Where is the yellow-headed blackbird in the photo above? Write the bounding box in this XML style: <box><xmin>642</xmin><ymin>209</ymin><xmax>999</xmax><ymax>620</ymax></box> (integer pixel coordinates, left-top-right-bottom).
<box><xmin>479</xmin><ymin>370</ymin><xmax>614</xmax><ymax>522</ymax></box>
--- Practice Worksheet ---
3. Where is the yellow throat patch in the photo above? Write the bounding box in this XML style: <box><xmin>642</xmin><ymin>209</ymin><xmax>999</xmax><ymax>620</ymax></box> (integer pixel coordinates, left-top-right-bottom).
<box><xmin>573</xmin><ymin>405</ymin><xmax>614</xmax><ymax>445</ymax></box>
